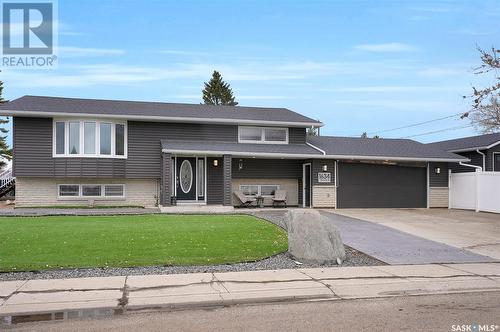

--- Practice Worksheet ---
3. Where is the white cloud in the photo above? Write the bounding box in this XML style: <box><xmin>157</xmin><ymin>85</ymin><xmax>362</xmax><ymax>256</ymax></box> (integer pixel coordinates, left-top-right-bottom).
<box><xmin>322</xmin><ymin>85</ymin><xmax>468</xmax><ymax>93</ymax></box>
<box><xmin>158</xmin><ymin>50</ymin><xmax>211</xmax><ymax>57</ymax></box>
<box><xmin>328</xmin><ymin>99</ymin><xmax>458</xmax><ymax>112</ymax></box>
<box><xmin>354</xmin><ymin>43</ymin><xmax>418</xmax><ymax>53</ymax></box>
<box><xmin>57</xmin><ymin>46</ymin><xmax>125</xmax><ymax>57</ymax></box>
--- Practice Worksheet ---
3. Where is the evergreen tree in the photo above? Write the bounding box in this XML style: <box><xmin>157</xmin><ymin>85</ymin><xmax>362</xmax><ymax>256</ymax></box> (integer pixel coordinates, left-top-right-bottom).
<box><xmin>307</xmin><ymin>127</ymin><xmax>318</xmax><ymax>136</ymax></box>
<box><xmin>0</xmin><ymin>76</ymin><xmax>10</xmax><ymax>166</ymax></box>
<box><xmin>202</xmin><ymin>71</ymin><xmax>238</xmax><ymax>106</ymax></box>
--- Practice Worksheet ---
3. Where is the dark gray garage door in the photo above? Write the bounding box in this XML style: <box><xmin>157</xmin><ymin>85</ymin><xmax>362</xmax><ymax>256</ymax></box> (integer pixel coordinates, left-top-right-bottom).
<box><xmin>337</xmin><ymin>162</ymin><xmax>427</xmax><ymax>208</ymax></box>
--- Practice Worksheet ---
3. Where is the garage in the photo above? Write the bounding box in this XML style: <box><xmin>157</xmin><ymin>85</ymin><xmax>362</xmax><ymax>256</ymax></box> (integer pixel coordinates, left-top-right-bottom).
<box><xmin>337</xmin><ymin>162</ymin><xmax>427</xmax><ymax>208</ymax></box>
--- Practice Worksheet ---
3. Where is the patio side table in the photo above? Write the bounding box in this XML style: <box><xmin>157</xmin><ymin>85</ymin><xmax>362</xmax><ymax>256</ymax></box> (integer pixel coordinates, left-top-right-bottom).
<box><xmin>255</xmin><ymin>196</ymin><xmax>264</xmax><ymax>208</ymax></box>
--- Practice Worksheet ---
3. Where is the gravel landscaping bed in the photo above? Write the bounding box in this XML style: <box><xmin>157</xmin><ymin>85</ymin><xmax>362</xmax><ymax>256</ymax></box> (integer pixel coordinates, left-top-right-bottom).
<box><xmin>0</xmin><ymin>246</ymin><xmax>384</xmax><ymax>281</ymax></box>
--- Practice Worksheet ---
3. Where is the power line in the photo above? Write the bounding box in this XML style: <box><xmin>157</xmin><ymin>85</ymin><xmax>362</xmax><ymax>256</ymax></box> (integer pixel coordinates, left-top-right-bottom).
<box><xmin>402</xmin><ymin>124</ymin><xmax>474</xmax><ymax>139</ymax></box>
<box><xmin>366</xmin><ymin>112</ymin><xmax>466</xmax><ymax>136</ymax></box>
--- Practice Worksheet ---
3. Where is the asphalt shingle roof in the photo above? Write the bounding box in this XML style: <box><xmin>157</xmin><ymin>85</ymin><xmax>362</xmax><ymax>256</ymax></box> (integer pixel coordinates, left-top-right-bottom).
<box><xmin>307</xmin><ymin>136</ymin><xmax>467</xmax><ymax>161</ymax></box>
<box><xmin>0</xmin><ymin>95</ymin><xmax>322</xmax><ymax>126</ymax></box>
<box><xmin>161</xmin><ymin>140</ymin><xmax>322</xmax><ymax>156</ymax></box>
<box><xmin>427</xmin><ymin>132</ymin><xmax>500</xmax><ymax>151</ymax></box>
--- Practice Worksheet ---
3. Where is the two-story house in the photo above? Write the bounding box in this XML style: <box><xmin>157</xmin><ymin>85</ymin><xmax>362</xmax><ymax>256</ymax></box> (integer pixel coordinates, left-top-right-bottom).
<box><xmin>0</xmin><ymin>95</ymin><xmax>467</xmax><ymax>209</ymax></box>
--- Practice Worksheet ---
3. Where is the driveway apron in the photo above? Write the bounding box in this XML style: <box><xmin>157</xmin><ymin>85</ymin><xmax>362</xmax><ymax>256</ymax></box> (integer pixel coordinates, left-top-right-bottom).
<box><xmin>322</xmin><ymin>211</ymin><xmax>496</xmax><ymax>265</ymax></box>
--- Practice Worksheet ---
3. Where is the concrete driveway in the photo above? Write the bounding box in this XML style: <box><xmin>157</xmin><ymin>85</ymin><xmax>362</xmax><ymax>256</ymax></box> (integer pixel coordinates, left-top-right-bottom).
<box><xmin>331</xmin><ymin>209</ymin><xmax>500</xmax><ymax>260</ymax></box>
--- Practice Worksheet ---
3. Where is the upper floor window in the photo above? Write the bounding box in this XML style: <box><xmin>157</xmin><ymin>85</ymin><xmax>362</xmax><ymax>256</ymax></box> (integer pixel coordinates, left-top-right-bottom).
<box><xmin>238</xmin><ymin>126</ymin><xmax>288</xmax><ymax>144</ymax></box>
<box><xmin>54</xmin><ymin>120</ymin><xmax>127</xmax><ymax>158</ymax></box>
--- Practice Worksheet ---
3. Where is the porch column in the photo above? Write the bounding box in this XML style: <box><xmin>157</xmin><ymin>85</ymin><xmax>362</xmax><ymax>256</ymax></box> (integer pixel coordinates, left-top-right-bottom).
<box><xmin>223</xmin><ymin>155</ymin><xmax>232</xmax><ymax>206</ymax></box>
<box><xmin>160</xmin><ymin>152</ymin><xmax>172</xmax><ymax>206</ymax></box>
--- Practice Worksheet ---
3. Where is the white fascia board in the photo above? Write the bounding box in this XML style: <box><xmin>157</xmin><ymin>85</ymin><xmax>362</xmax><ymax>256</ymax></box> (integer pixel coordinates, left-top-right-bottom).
<box><xmin>486</xmin><ymin>140</ymin><xmax>500</xmax><ymax>149</ymax></box>
<box><xmin>161</xmin><ymin>148</ymin><xmax>470</xmax><ymax>162</ymax></box>
<box><xmin>0</xmin><ymin>109</ymin><xmax>324</xmax><ymax>128</ymax></box>
<box><xmin>448</xmin><ymin>147</ymin><xmax>489</xmax><ymax>153</ymax></box>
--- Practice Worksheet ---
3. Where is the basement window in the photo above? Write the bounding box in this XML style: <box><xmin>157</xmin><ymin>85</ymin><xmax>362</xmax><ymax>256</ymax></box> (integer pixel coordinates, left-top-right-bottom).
<box><xmin>58</xmin><ymin>184</ymin><xmax>125</xmax><ymax>199</ymax></box>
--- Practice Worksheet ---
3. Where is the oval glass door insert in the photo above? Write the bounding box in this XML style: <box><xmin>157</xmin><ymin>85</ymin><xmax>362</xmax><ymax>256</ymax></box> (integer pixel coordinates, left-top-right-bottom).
<box><xmin>180</xmin><ymin>160</ymin><xmax>193</xmax><ymax>194</ymax></box>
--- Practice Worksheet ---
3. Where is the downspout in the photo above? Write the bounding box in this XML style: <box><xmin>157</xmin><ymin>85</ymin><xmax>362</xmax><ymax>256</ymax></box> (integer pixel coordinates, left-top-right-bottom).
<box><xmin>459</xmin><ymin>162</ymin><xmax>482</xmax><ymax>171</ymax></box>
<box><xmin>476</xmin><ymin>149</ymin><xmax>486</xmax><ymax>171</ymax></box>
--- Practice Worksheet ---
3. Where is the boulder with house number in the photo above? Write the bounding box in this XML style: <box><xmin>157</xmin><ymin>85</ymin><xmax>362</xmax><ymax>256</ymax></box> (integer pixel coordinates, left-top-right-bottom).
<box><xmin>286</xmin><ymin>210</ymin><xmax>346</xmax><ymax>264</ymax></box>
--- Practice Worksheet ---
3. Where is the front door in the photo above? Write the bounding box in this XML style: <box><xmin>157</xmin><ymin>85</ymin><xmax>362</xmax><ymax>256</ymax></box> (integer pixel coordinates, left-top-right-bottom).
<box><xmin>176</xmin><ymin>157</ymin><xmax>197</xmax><ymax>201</ymax></box>
<box><xmin>303</xmin><ymin>163</ymin><xmax>311</xmax><ymax>207</ymax></box>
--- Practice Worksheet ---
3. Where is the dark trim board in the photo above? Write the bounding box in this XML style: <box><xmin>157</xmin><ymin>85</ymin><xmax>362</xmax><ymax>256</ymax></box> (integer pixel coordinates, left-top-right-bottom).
<box><xmin>337</xmin><ymin>162</ymin><xmax>427</xmax><ymax>208</ymax></box>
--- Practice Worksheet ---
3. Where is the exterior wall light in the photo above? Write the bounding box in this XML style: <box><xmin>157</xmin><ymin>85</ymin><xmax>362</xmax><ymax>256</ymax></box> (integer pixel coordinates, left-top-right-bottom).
<box><xmin>238</xmin><ymin>159</ymin><xmax>244</xmax><ymax>171</ymax></box>
<box><xmin>213</xmin><ymin>159</ymin><xmax>218</xmax><ymax>167</ymax></box>
<box><xmin>435</xmin><ymin>167</ymin><xmax>441</xmax><ymax>174</ymax></box>
<box><xmin>322</xmin><ymin>164</ymin><xmax>328</xmax><ymax>171</ymax></box>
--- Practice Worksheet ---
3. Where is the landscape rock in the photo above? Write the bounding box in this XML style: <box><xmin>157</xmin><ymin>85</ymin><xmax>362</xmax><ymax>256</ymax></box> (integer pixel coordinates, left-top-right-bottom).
<box><xmin>286</xmin><ymin>210</ymin><xmax>346</xmax><ymax>264</ymax></box>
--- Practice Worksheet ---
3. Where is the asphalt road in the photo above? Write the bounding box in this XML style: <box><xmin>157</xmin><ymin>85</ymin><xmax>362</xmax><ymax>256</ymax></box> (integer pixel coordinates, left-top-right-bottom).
<box><xmin>8</xmin><ymin>292</ymin><xmax>500</xmax><ymax>332</ymax></box>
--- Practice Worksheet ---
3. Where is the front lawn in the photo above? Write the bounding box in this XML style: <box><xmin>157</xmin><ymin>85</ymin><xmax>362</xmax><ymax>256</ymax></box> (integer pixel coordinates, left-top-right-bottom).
<box><xmin>0</xmin><ymin>214</ymin><xmax>287</xmax><ymax>272</ymax></box>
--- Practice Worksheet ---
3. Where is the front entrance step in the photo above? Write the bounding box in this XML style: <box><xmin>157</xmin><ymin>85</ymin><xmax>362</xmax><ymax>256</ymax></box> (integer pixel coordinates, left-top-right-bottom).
<box><xmin>159</xmin><ymin>205</ymin><xmax>235</xmax><ymax>214</ymax></box>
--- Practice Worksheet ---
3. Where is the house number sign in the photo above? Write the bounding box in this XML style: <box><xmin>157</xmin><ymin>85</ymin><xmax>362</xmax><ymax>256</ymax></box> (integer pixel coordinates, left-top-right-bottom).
<box><xmin>317</xmin><ymin>172</ymin><xmax>331</xmax><ymax>183</ymax></box>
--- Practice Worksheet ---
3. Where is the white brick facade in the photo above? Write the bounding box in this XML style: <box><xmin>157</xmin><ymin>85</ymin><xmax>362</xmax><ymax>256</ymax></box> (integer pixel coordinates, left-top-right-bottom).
<box><xmin>15</xmin><ymin>177</ymin><xmax>159</xmax><ymax>207</ymax></box>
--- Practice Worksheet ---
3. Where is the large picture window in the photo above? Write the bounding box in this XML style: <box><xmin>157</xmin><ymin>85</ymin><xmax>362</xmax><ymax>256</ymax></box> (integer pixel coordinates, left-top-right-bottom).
<box><xmin>238</xmin><ymin>126</ymin><xmax>288</xmax><ymax>144</ymax></box>
<box><xmin>54</xmin><ymin>120</ymin><xmax>127</xmax><ymax>158</ymax></box>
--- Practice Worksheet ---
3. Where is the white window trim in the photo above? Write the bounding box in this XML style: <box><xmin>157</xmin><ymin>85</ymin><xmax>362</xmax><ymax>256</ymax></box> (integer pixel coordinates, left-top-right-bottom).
<box><xmin>493</xmin><ymin>152</ymin><xmax>500</xmax><ymax>172</ymax></box>
<box><xmin>238</xmin><ymin>126</ymin><xmax>289</xmax><ymax>144</ymax></box>
<box><xmin>239</xmin><ymin>184</ymin><xmax>280</xmax><ymax>197</ymax></box>
<box><xmin>58</xmin><ymin>184</ymin><xmax>126</xmax><ymax>200</ymax></box>
<box><xmin>53</xmin><ymin>118</ymin><xmax>127</xmax><ymax>159</ymax></box>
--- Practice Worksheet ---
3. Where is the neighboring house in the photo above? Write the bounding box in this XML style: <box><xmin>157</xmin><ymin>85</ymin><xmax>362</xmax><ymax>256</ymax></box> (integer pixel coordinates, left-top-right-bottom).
<box><xmin>427</xmin><ymin>133</ymin><xmax>500</xmax><ymax>173</ymax></box>
<box><xmin>0</xmin><ymin>95</ymin><xmax>467</xmax><ymax>209</ymax></box>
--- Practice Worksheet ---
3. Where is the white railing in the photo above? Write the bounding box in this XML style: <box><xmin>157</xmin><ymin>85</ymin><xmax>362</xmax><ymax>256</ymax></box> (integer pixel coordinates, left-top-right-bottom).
<box><xmin>0</xmin><ymin>166</ymin><xmax>14</xmax><ymax>189</ymax></box>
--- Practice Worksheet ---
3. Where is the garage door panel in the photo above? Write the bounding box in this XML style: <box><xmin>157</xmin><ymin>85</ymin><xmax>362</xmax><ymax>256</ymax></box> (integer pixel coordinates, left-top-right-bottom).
<box><xmin>338</xmin><ymin>163</ymin><xmax>427</xmax><ymax>208</ymax></box>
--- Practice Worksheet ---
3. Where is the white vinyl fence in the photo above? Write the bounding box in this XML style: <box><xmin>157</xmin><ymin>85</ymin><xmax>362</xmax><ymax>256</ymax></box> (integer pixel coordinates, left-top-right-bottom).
<box><xmin>449</xmin><ymin>171</ymin><xmax>500</xmax><ymax>213</ymax></box>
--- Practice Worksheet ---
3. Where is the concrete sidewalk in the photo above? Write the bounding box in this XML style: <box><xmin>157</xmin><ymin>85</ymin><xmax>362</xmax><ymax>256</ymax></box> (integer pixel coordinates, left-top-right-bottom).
<box><xmin>1</xmin><ymin>263</ymin><xmax>500</xmax><ymax>325</ymax></box>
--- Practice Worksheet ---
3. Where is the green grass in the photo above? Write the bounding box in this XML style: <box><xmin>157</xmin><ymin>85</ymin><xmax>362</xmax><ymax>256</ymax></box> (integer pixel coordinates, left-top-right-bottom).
<box><xmin>0</xmin><ymin>214</ymin><xmax>287</xmax><ymax>272</ymax></box>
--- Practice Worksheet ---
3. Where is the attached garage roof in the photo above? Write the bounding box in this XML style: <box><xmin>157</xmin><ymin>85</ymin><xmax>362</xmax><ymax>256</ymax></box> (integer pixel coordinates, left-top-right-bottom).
<box><xmin>427</xmin><ymin>132</ymin><xmax>500</xmax><ymax>152</ymax></box>
<box><xmin>0</xmin><ymin>95</ymin><xmax>323</xmax><ymax>128</ymax></box>
<box><xmin>307</xmin><ymin>136</ymin><xmax>468</xmax><ymax>162</ymax></box>
<box><xmin>162</xmin><ymin>136</ymin><xmax>468</xmax><ymax>162</ymax></box>
<box><xmin>161</xmin><ymin>140</ymin><xmax>323</xmax><ymax>158</ymax></box>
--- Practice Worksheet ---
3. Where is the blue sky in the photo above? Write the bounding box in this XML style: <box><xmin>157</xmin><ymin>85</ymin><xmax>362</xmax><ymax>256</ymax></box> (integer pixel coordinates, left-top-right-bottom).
<box><xmin>1</xmin><ymin>0</ymin><xmax>499</xmax><ymax>146</ymax></box>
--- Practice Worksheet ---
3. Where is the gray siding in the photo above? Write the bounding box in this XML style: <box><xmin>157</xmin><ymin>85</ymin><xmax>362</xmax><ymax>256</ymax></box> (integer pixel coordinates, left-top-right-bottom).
<box><xmin>485</xmin><ymin>144</ymin><xmax>500</xmax><ymax>171</ymax></box>
<box><xmin>450</xmin><ymin>151</ymin><xmax>484</xmax><ymax>173</ymax></box>
<box><xmin>13</xmin><ymin>117</ymin><xmax>238</xmax><ymax>178</ymax></box>
<box><xmin>223</xmin><ymin>155</ymin><xmax>232</xmax><ymax>206</ymax></box>
<box><xmin>232</xmin><ymin>159</ymin><xmax>302</xmax><ymax>179</ymax></box>
<box><xmin>429</xmin><ymin>162</ymin><xmax>449</xmax><ymax>187</ymax></box>
<box><xmin>312</xmin><ymin>159</ymin><xmax>335</xmax><ymax>186</ymax></box>
<box><xmin>126</xmin><ymin>121</ymin><xmax>238</xmax><ymax>178</ymax></box>
<box><xmin>207</xmin><ymin>157</ymin><xmax>223</xmax><ymax>204</ymax></box>
<box><xmin>160</xmin><ymin>152</ymin><xmax>172</xmax><ymax>206</ymax></box>
<box><xmin>289</xmin><ymin>127</ymin><xmax>306</xmax><ymax>144</ymax></box>
<box><xmin>13</xmin><ymin>117</ymin><xmax>126</xmax><ymax>178</ymax></box>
